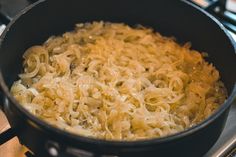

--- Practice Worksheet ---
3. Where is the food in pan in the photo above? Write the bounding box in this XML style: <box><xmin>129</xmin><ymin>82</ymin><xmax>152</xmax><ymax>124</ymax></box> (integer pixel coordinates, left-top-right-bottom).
<box><xmin>10</xmin><ymin>21</ymin><xmax>227</xmax><ymax>140</ymax></box>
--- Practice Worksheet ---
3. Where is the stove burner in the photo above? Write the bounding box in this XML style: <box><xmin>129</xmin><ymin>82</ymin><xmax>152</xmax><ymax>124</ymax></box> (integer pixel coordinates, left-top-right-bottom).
<box><xmin>190</xmin><ymin>0</ymin><xmax>236</xmax><ymax>33</ymax></box>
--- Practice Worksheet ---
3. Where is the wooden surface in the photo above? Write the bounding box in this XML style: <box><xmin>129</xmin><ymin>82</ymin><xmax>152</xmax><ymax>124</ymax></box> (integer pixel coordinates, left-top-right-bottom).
<box><xmin>0</xmin><ymin>110</ymin><xmax>26</xmax><ymax>157</ymax></box>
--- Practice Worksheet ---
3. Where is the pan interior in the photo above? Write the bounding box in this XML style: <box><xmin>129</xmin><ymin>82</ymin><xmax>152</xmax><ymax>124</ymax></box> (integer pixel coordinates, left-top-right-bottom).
<box><xmin>1</xmin><ymin>0</ymin><xmax>236</xmax><ymax>93</ymax></box>
<box><xmin>0</xmin><ymin>0</ymin><xmax>235</xmax><ymax>142</ymax></box>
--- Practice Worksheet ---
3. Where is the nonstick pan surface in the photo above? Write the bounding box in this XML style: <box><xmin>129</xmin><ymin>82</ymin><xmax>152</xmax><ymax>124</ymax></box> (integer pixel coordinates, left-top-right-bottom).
<box><xmin>0</xmin><ymin>0</ymin><xmax>236</xmax><ymax>157</ymax></box>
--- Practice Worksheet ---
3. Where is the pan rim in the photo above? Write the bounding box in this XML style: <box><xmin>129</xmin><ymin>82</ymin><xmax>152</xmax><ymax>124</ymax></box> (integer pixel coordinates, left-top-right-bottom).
<box><xmin>0</xmin><ymin>0</ymin><xmax>236</xmax><ymax>148</ymax></box>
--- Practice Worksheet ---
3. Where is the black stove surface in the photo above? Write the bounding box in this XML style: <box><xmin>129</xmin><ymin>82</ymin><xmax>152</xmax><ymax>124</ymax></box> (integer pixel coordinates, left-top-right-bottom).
<box><xmin>0</xmin><ymin>0</ymin><xmax>32</xmax><ymax>20</ymax></box>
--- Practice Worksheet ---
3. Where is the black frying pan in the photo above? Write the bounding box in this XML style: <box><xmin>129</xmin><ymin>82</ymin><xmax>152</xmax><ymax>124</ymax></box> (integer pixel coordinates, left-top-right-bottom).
<box><xmin>0</xmin><ymin>0</ymin><xmax>236</xmax><ymax>157</ymax></box>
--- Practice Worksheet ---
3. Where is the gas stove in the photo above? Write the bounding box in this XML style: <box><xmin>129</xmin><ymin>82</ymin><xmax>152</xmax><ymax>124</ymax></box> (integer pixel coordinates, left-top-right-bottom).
<box><xmin>0</xmin><ymin>0</ymin><xmax>235</xmax><ymax>157</ymax></box>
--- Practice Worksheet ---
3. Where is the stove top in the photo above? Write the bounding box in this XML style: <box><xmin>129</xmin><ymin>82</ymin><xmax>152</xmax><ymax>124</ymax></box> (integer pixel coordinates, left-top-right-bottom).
<box><xmin>0</xmin><ymin>0</ymin><xmax>235</xmax><ymax>157</ymax></box>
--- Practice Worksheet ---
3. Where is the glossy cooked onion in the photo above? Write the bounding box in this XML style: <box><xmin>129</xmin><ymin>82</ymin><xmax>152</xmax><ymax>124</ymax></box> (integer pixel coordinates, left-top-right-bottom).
<box><xmin>11</xmin><ymin>21</ymin><xmax>227</xmax><ymax>140</ymax></box>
